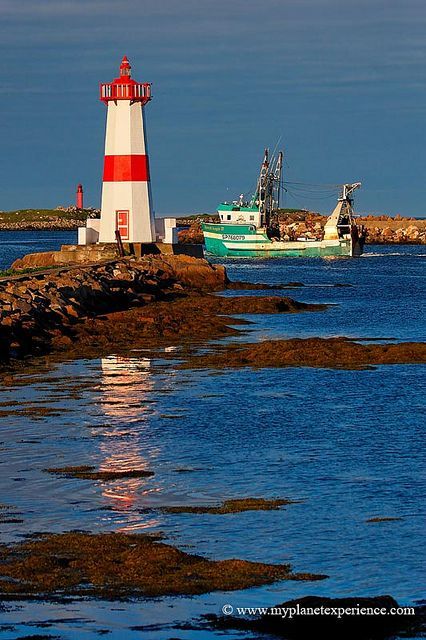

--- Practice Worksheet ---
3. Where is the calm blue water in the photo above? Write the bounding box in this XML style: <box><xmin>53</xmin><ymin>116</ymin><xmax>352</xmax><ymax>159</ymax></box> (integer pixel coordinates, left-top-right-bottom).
<box><xmin>0</xmin><ymin>229</ymin><xmax>77</xmax><ymax>270</ymax></box>
<box><xmin>0</xmin><ymin>234</ymin><xmax>424</xmax><ymax>639</ymax></box>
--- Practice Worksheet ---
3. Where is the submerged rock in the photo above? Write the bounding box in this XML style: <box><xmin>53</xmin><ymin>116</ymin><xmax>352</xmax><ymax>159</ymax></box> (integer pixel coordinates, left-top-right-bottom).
<box><xmin>45</xmin><ymin>465</ymin><xmax>154</xmax><ymax>481</ymax></box>
<box><xmin>226</xmin><ymin>281</ymin><xmax>305</xmax><ymax>290</ymax></box>
<box><xmin>366</xmin><ymin>517</ymin><xmax>403</xmax><ymax>523</ymax></box>
<box><xmin>158</xmin><ymin>497</ymin><xmax>299</xmax><ymax>514</ymax></box>
<box><xmin>43</xmin><ymin>294</ymin><xmax>324</xmax><ymax>363</ymax></box>
<box><xmin>182</xmin><ymin>337</ymin><xmax>426</xmax><ymax>370</ymax></box>
<box><xmin>0</xmin><ymin>532</ymin><xmax>326</xmax><ymax>599</ymax></box>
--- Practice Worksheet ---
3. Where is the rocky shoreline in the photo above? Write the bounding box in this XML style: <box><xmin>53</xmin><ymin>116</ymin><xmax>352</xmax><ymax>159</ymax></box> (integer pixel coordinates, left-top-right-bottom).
<box><xmin>0</xmin><ymin>255</ymin><xmax>228</xmax><ymax>363</ymax></box>
<box><xmin>1</xmin><ymin>253</ymin><xmax>425</xmax><ymax>372</ymax></box>
<box><xmin>0</xmin><ymin>258</ymin><xmax>326</xmax><ymax>368</ymax></box>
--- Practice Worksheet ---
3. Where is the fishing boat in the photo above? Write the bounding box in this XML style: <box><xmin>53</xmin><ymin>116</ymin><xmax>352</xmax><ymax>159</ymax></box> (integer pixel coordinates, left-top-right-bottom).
<box><xmin>202</xmin><ymin>149</ymin><xmax>366</xmax><ymax>258</ymax></box>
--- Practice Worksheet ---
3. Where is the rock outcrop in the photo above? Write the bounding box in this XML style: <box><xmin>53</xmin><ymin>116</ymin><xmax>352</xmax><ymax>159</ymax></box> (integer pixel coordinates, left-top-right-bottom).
<box><xmin>10</xmin><ymin>244</ymin><xmax>119</xmax><ymax>270</ymax></box>
<box><xmin>0</xmin><ymin>255</ymin><xmax>227</xmax><ymax>362</ymax></box>
<box><xmin>69</xmin><ymin>294</ymin><xmax>324</xmax><ymax>361</ymax></box>
<box><xmin>10</xmin><ymin>242</ymin><xmax>204</xmax><ymax>271</ymax></box>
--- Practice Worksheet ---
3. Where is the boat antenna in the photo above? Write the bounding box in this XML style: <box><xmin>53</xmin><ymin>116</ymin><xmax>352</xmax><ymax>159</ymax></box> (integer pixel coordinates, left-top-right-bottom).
<box><xmin>270</xmin><ymin>135</ymin><xmax>283</xmax><ymax>163</ymax></box>
<box><xmin>274</xmin><ymin>151</ymin><xmax>283</xmax><ymax>210</ymax></box>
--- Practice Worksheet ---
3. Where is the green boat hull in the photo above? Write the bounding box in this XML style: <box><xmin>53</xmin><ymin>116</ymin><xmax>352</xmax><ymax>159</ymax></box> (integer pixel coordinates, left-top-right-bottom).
<box><xmin>202</xmin><ymin>223</ymin><xmax>362</xmax><ymax>258</ymax></box>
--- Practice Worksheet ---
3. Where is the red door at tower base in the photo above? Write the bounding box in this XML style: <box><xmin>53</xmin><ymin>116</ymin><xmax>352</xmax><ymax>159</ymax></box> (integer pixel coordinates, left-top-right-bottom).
<box><xmin>116</xmin><ymin>210</ymin><xmax>129</xmax><ymax>240</ymax></box>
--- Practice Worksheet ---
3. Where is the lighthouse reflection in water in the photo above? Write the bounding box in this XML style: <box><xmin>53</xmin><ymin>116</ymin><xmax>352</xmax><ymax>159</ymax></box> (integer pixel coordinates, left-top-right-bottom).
<box><xmin>94</xmin><ymin>352</ymin><xmax>173</xmax><ymax>531</ymax></box>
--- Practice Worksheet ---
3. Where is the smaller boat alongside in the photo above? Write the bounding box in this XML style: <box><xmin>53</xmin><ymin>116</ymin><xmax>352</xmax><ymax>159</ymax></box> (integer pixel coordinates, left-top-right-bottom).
<box><xmin>202</xmin><ymin>150</ymin><xmax>366</xmax><ymax>258</ymax></box>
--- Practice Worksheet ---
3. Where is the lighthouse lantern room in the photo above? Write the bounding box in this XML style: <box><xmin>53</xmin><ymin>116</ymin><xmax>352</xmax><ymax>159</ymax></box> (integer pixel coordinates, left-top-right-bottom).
<box><xmin>98</xmin><ymin>56</ymin><xmax>155</xmax><ymax>244</ymax></box>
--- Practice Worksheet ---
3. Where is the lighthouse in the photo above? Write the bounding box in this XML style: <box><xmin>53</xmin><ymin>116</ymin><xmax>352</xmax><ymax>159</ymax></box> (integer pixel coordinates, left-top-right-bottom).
<box><xmin>76</xmin><ymin>184</ymin><xmax>83</xmax><ymax>209</ymax></box>
<box><xmin>98</xmin><ymin>56</ymin><xmax>155</xmax><ymax>244</ymax></box>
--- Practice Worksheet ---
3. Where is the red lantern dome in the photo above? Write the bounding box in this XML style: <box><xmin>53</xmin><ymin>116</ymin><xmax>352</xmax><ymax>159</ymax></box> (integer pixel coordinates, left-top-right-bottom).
<box><xmin>100</xmin><ymin>56</ymin><xmax>151</xmax><ymax>105</ymax></box>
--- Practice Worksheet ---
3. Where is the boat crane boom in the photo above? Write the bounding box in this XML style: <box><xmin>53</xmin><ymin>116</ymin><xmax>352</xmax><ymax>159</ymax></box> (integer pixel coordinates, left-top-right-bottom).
<box><xmin>340</xmin><ymin>182</ymin><xmax>362</xmax><ymax>201</ymax></box>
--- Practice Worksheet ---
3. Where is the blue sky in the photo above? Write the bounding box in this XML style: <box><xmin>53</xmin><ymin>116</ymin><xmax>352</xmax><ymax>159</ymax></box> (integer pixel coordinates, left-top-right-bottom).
<box><xmin>0</xmin><ymin>0</ymin><xmax>425</xmax><ymax>216</ymax></box>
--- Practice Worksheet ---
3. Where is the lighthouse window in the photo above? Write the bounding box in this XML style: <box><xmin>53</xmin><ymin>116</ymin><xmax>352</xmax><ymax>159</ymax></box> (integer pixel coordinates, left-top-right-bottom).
<box><xmin>250</xmin><ymin>215</ymin><xmax>255</xmax><ymax>221</ymax></box>
<box><xmin>227</xmin><ymin>214</ymin><xmax>231</xmax><ymax>221</ymax></box>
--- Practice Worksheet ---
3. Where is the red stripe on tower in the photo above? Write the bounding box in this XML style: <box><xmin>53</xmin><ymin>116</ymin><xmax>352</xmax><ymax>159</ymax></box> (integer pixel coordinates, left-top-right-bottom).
<box><xmin>103</xmin><ymin>155</ymin><xmax>150</xmax><ymax>182</ymax></box>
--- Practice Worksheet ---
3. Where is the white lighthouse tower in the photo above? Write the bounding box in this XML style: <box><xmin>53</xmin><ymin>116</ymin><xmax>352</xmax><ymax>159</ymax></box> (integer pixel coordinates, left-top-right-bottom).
<box><xmin>99</xmin><ymin>56</ymin><xmax>155</xmax><ymax>244</ymax></box>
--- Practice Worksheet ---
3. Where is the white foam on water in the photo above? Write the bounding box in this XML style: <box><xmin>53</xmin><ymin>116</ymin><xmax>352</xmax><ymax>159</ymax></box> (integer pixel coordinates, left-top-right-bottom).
<box><xmin>362</xmin><ymin>252</ymin><xmax>406</xmax><ymax>257</ymax></box>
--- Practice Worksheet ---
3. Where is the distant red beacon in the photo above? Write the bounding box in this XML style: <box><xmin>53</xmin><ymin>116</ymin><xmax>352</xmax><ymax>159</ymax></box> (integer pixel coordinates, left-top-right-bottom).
<box><xmin>76</xmin><ymin>183</ymin><xmax>83</xmax><ymax>209</ymax></box>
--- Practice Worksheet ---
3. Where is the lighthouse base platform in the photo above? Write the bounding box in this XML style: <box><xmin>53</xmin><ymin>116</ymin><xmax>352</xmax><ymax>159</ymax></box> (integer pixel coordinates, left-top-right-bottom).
<box><xmin>78</xmin><ymin>217</ymin><xmax>180</xmax><ymax>247</ymax></box>
<box><xmin>9</xmin><ymin>242</ymin><xmax>203</xmax><ymax>271</ymax></box>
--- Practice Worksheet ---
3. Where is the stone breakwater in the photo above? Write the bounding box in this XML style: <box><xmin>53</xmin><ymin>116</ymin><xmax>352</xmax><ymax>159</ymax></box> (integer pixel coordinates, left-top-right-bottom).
<box><xmin>177</xmin><ymin>214</ymin><xmax>426</xmax><ymax>245</ymax></box>
<box><xmin>0</xmin><ymin>255</ymin><xmax>227</xmax><ymax>363</ymax></box>
<box><xmin>363</xmin><ymin>221</ymin><xmax>426</xmax><ymax>244</ymax></box>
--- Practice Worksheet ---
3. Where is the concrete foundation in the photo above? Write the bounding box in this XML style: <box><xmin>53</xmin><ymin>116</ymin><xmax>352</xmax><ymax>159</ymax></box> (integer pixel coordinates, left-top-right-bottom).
<box><xmin>120</xmin><ymin>242</ymin><xmax>203</xmax><ymax>258</ymax></box>
<box><xmin>78</xmin><ymin>219</ymin><xmax>100</xmax><ymax>245</ymax></box>
<box><xmin>154</xmin><ymin>218</ymin><xmax>179</xmax><ymax>244</ymax></box>
<box><xmin>62</xmin><ymin>242</ymin><xmax>203</xmax><ymax>261</ymax></box>
<box><xmin>10</xmin><ymin>242</ymin><xmax>203</xmax><ymax>270</ymax></box>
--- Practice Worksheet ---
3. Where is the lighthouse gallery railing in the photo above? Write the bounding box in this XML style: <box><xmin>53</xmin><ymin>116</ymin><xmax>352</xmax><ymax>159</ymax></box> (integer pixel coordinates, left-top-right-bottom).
<box><xmin>100</xmin><ymin>82</ymin><xmax>151</xmax><ymax>104</ymax></box>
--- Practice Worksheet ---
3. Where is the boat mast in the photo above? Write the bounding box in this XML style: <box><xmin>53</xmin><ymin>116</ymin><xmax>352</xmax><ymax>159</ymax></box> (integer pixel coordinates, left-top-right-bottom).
<box><xmin>265</xmin><ymin>150</ymin><xmax>283</xmax><ymax>226</ymax></box>
<box><xmin>256</xmin><ymin>148</ymin><xmax>269</xmax><ymax>226</ymax></box>
<box><xmin>251</xmin><ymin>148</ymin><xmax>284</xmax><ymax>227</ymax></box>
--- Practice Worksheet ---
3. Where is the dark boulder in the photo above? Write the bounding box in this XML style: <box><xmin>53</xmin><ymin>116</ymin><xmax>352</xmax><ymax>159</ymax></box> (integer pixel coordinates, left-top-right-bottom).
<box><xmin>207</xmin><ymin>595</ymin><xmax>424</xmax><ymax>639</ymax></box>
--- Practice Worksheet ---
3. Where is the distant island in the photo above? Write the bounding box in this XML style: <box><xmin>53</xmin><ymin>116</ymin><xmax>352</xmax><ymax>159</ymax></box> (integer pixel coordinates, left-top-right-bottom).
<box><xmin>0</xmin><ymin>207</ymin><xmax>98</xmax><ymax>231</ymax></box>
<box><xmin>0</xmin><ymin>207</ymin><xmax>425</xmax><ymax>244</ymax></box>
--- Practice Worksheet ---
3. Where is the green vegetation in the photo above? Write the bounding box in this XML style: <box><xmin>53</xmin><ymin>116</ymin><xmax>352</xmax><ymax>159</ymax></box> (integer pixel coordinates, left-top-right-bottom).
<box><xmin>0</xmin><ymin>209</ymin><xmax>89</xmax><ymax>223</ymax></box>
<box><xmin>0</xmin><ymin>265</ymin><xmax>59</xmax><ymax>279</ymax></box>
